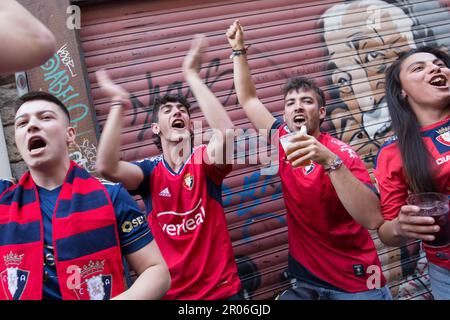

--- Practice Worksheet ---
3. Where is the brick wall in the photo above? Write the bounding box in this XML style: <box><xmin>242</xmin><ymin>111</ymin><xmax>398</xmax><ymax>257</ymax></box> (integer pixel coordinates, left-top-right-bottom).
<box><xmin>0</xmin><ymin>74</ymin><xmax>27</xmax><ymax>179</ymax></box>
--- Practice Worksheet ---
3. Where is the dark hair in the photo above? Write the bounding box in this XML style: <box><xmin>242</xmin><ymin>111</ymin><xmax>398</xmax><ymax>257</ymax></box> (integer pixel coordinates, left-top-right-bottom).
<box><xmin>151</xmin><ymin>93</ymin><xmax>191</xmax><ymax>151</ymax></box>
<box><xmin>15</xmin><ymin>91</ymin><xmax>71</xmax><ymax>122</ymax></box>
<box><xmin>384</xmin><ymin>46</ymin><xmax>450</xmax><ymax>192</ymax></box>
<box><xmin>282</xmin><ymin>76</ymin><xmax>326</xmax><ymax>108</ymax></box>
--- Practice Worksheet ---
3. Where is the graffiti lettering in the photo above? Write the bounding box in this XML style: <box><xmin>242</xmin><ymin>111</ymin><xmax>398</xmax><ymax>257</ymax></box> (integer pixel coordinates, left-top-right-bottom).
<box><xmin>41</xmin><ymin>53</ymin><xmax>89</xmax><ymax>130</ymax></box>
<box><xmin>133</xmin><ymin>57</ymin><xmax>235</xmax><ymax>142</ymax></box>
<box><xmin>57</xmin><ymin>43</ymin><xmax>77</xmax><ymax>77</ymax></box>
<box><xmin>69</xmin><ymin>138</ymin><xmax>97</xmax><ymax>172</ymax></box>
<box><xmin>223</xmin><ymin>170</ymin><xmax>284</xmax><ymax>240</ymax></box>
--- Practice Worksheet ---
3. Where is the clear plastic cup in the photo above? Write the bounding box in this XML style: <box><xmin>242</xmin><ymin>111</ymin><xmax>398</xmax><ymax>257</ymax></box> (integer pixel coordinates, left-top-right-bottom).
<box><xmin>279</xmin><ymin>127</ymin><xmax>312</xmax><ymax>168</ymax></box>
<box><xmin>406</xmin><ymin>192</ymin><xmax>449</xmax><ymax>247</ymax></box>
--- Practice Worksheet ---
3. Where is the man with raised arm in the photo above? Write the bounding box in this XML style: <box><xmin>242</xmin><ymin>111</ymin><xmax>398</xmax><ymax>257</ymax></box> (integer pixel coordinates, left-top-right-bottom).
<box><xmin>227</xmin><ymin>20</ymin><xmax>390</xmax><ymax>300</ymax></box>
<box><xmin>95</xmin><ymin>35</ymin><xmax>241</xmax><ymax>300</ymax></box>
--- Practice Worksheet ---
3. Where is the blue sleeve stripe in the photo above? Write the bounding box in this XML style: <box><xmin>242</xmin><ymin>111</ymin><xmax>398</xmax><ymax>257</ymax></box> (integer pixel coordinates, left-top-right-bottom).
<box><xmin>365</xmin><ymin>183</ymin><xmax>380</xmax><ymax>198</ymax></box>
<box><xmin>206</xmin><ymin>176</ymin><xmax>223</xmax><ymax>205</ymax></box>
<box><xmin>268</xmin><ymin>119</ymin><xmax>282</xmax><ymax>142</ymax></box>
<box><xmin>0</xmin><ymin>221</ymin><xmax>41</xmax><ymax>245</ymax></box>
<box><xmin>56</xmin><ymin>224</ymin><xmax>118</xmax><ymax>261</ymax></box>
<box><xmin>374</xmin><ymin>135</ymin><xmax>397</xmax><ymax>169</ymax></box>
<box><xmin>56</xmin><ymin>190</ymin><xmax>109</xmax><ymax>218</ymax></box>
<box><xmin>121</xmin><ymin>229</ymin><xmax>153</xmax><ymax>248</ymax></box>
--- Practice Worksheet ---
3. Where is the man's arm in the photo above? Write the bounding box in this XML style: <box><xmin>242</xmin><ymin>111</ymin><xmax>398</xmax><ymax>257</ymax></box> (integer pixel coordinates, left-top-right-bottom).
<box><xmin>95</xmin><ymin>70</ymin><xmax>144</xmax><ymax>191</ymax></box>
<box><xmin>113</xmin><ymin>241</ymin><xmax>171</xmax><ymax>300</ymax></box>
<box><xmin>0</xmin><ymin>0</ymin><xmax>56</xmax><ymax>73</ymax></box>
<box><xmin>327</xmin><ymin>167</ymin><xmax>383</xmax><ymax>230</ymax></box>
<box><xmin>286</xmin><ymin>132</ymin><xmax>383</xmax><ymax>230</ymax></box>
<box><xmin>226</xmin><ymin>20</ymin><xmax>276</xmax><ymax>133</ymax></box>
<box><xmin>182</xmin><ymin>35</ymin><xmax>234</xmax><ymax>168</ymax></box>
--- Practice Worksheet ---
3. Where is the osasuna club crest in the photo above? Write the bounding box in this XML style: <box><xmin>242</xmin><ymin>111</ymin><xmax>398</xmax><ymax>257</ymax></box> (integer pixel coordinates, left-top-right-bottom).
<box><xmin>302</xmin><ymin>162</ymin><xmax>315</xmax><ymax>175</ymax></box>
<box><xmin>183</xmin><ymin>173</ymin><xmax>194</xmax><ymax>191</ymax></box>
<box><xmin>1</xmin><ymin>251</ymin><xmax>29</xmax><ymax>300</ymax></box>
<box><xmin>73</xmin><ymin>260</ymin><xmax>112</xmax><ymax>300</ymax></box>
<box><xmin>436</xmin><ymin>126</ymin><xmax>450</xmax><ymax>147</ymax></box>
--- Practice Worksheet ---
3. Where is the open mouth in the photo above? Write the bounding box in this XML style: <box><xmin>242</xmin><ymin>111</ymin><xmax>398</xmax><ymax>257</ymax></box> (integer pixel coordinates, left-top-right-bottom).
<box><xmin>28</xmin><ymin>136</ymin><xmax>47</xmax><ymax>155</ymax></box>
<box><xmin>171</xmin><ymin>119</ymin><xmax>186</xmax><ymax>129</ymax></box>
<box><xmin>429</xmin><ymin>75</ymin><xmax>448</xmax><ymax>87</ymax></box>
<box><xmin>293</xmin><ymin>115</ymin><xmax>305</xmax><ymax>126</ymax></box>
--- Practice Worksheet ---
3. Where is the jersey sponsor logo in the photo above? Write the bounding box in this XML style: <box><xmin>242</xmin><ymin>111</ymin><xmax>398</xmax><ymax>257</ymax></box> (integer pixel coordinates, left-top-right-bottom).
<box><xmin>436</xmin><ymin>154</ymin><xmax>450</xmax><ymax>166</ymax></box>
<box><xmin>121</xmin><ymin>215</ymin><xmax>147</xmax><ymax>233</ymax></box>
<box><xmin>159</xmin><ymin>187</ymin><xmax>171</xmax><ymax>197</ymax></box>
<box><xmin>183</xmin><ymin>173</ymin><xmax>194</xmax><ymax>191</ymax></box>
<box><xmin>157</xmin><ymin>198</ymin><xmax>206</xmax><ymax>237</ymax></box>
<box><xmin>1</xmin><ymin>251</ymin><xmax>29</xmax><ymax>300</ymax></box>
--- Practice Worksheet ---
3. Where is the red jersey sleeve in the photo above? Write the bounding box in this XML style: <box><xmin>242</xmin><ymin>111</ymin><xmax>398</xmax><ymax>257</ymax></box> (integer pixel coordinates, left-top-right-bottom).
<box><xmin>327</xmin><ymin>136</ymin><xmax>373</xmax><ymax>187</ymax></box>
<box><xmin>374</xmin><ymin>142</ymin><xmax>409</xmax><ymax>221</ymax></box>
<box><xmin>199</xmin><ymin>145</ymin><xmax>232</xmax><ymax>185</ymax></box>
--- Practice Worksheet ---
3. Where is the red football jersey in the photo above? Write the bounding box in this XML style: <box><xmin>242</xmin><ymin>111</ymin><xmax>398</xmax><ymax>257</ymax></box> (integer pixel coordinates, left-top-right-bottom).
<box><xmin>374</xmin><ymin>116</ymin><xmax>450</xmax><ymax>270</ymax></box>
<box><xmin>276</xmin><ymin>122</ymin><xmax>386</xmax><ymax>292</ymax></box>
<box><xmin>133</xmin><ymin>145</ymin><xmax>241</xmax><ymax>300</ymax></box>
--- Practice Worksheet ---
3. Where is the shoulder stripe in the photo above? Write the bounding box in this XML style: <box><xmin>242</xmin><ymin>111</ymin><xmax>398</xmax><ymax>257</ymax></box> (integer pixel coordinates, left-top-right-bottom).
<box><xmin>380</xmin><ymin>135</ymin><xmax>398</xmax><ymax>149</ymax></box>
<box><xmin>121</xmin><ymin>229</ymin><xmax>152</xmax><ymax>248</ymax></box>
<box><xmin>374</xmin><ymin>135</ymin><xmax>398</xmax><ymax>169</ymax></box>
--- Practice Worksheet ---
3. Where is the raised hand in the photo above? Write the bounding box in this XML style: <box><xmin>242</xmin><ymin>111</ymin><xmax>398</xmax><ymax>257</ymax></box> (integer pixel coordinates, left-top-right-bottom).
<box><xmin>182</xmin><ymin>34</ymin><xmax>208</xmax><ymax>77</ymax></box>
<box><xmin>95</xmin><ymin>69</ymin><xmax>130</xmax><ymax>102</ymax></box>
<box><xmin>226</xmin><ymin>20</ymin><xmax>245</xmax><ymax>50</ymax></box>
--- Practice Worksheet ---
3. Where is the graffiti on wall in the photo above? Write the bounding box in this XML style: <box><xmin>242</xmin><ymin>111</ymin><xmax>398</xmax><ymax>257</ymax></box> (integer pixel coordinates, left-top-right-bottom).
<box><xmin>69</xmin><ymin>137</ymin><xmax>98</xmax><ymax>172</ymax></box>
<box><xmin>321</xmin><ymin>0</ymin><xmax>450</xmax><ymax>165</ymax></box>
<box><xmin>40</xmin><ymin>43</ymin><xmax>95</xmax><ymax>171</ymax></box>
<box><xmin>321</xmin><ymin>0</ymin><xmax>417</xmax><ymax>164</ymax></box>
<box><xmin>130</xmin><ymin>58</ymin><xmax>235</xmax><ymax>142</ymax></box>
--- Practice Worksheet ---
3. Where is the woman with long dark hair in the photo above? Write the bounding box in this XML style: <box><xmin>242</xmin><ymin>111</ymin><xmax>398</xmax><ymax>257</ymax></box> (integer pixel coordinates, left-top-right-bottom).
<box><xmin>374</xmin><ymin>46</ymin><xmax>450</xmax><ymax>299</ymax></box>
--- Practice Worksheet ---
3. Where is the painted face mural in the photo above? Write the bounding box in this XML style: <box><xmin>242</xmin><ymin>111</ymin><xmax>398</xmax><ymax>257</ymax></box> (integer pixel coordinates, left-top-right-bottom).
<box><xmin>321</xmin><ymin>0</ymin><xmax>417</xmax><ymax>164</ymax></box>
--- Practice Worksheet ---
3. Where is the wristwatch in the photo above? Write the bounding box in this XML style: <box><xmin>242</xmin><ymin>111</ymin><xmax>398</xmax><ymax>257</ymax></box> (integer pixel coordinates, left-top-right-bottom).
<box><xmin>323</xmin><ymin>155</ymin><xmax>343</xmax><ymax>173</ymax></box>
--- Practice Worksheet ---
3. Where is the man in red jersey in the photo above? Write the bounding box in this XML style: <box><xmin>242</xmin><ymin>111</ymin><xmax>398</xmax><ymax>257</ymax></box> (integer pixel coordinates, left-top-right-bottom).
<box><xmin>227</xmin><ymin>20</ymin><xmax>391</xmax><ymax>300</ymax></box>
<box><xmin>96</xmin><ymin>35</ymin><xmax>242</xmax><ymax>300</ymax></box>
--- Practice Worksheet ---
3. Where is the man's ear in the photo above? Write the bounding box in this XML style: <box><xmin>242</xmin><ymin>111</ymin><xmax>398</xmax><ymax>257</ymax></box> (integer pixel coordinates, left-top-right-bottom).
<box><xmin>319</xmin><ymin>106</ymin><xmax>326</xmax><ymax>120</ymax></box>
<box><xmin>151</xmin><ymin>123</ymin><xmax>160</xmax><ymax>135</ymax></box>
<box><xmin>66</xmin><ymin>127</ymin><xmax>76</xmax><ymax>147</ymax></box>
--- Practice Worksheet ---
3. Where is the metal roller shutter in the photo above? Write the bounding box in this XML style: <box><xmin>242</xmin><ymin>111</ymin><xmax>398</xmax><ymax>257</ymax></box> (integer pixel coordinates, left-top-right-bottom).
<box><xmin>77</xmin><ymin>0</ymin><xmax>450</xmax><ymax>299</ymax></box>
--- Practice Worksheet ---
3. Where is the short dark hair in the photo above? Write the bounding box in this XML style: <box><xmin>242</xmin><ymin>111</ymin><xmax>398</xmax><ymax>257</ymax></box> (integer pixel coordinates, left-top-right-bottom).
<box><xmin>15</xmin><ymin>91</ymin><xmax>71</xmax><ymax>122</ymax></box>
<box><xmin>151</xmin><ymin>94</ymin><xmax>191</xmax><ymax>151</ymax></box>
<box><xmin>282</xmin><ymin>76</ymin><xmax>326</xmax><ymax>108</ymax></box>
